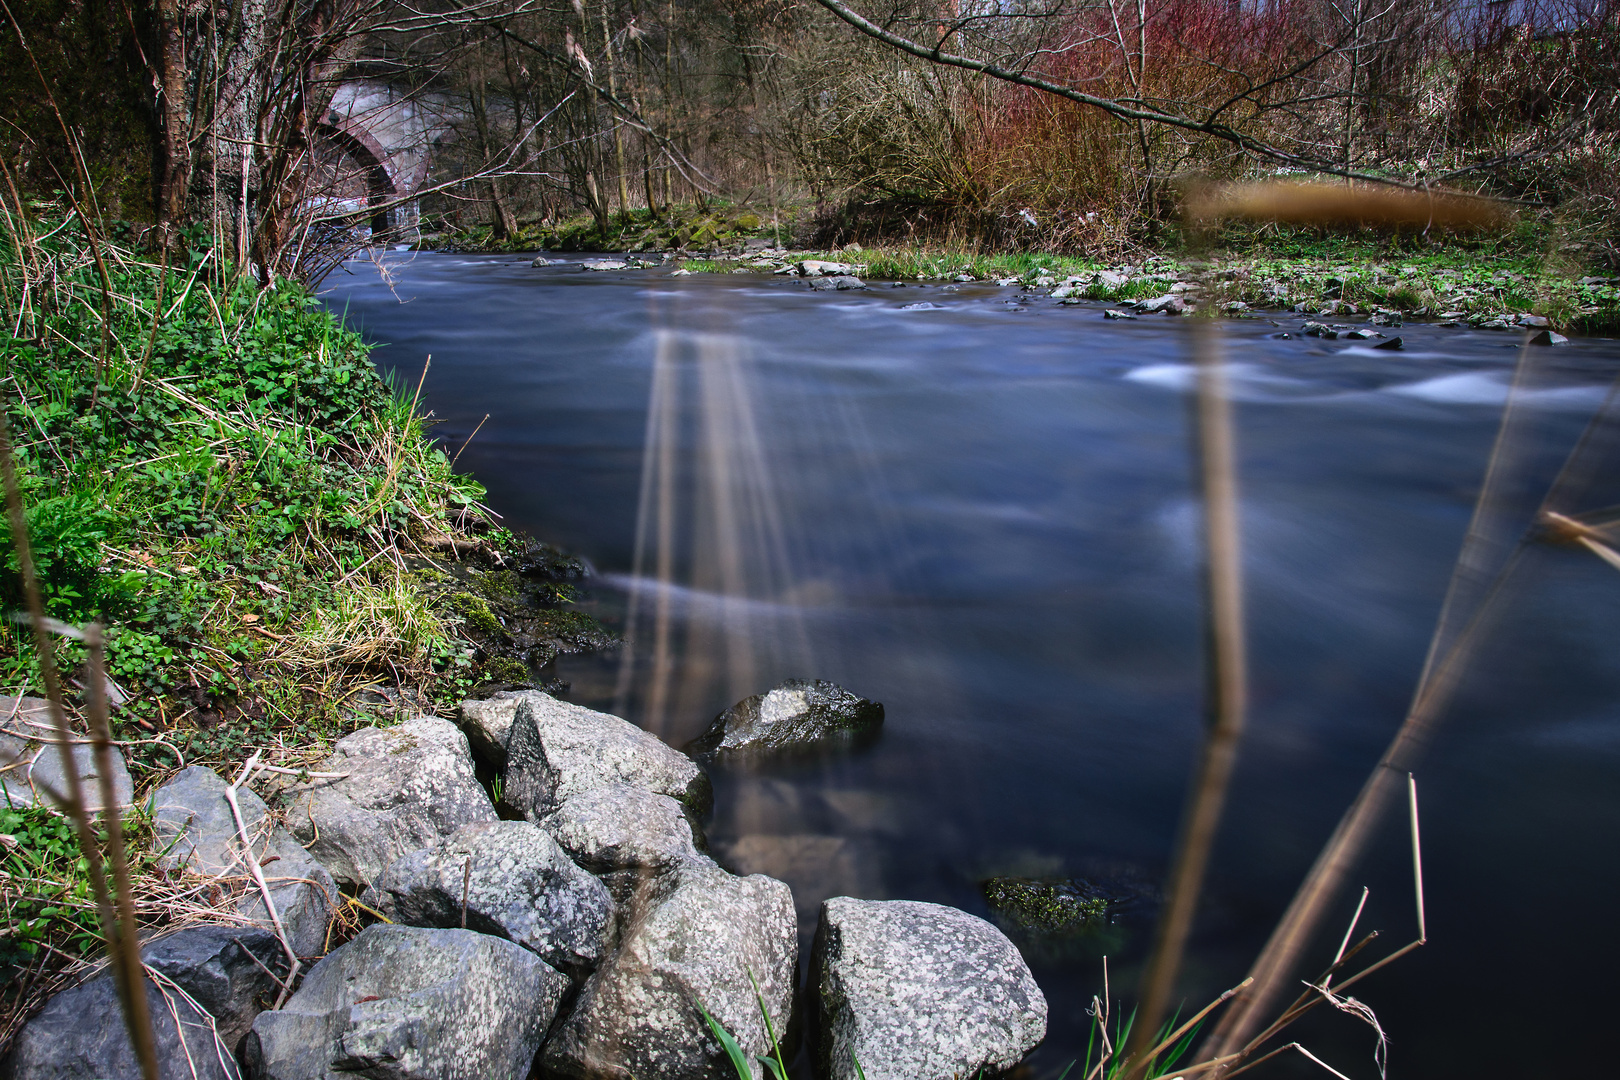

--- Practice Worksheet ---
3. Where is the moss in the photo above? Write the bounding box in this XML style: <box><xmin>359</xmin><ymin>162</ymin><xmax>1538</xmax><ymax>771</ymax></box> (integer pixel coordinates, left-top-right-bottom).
<box><xmin>481</xmin><ymin>656</ymin><xmax>530</xmax><ymax>684</ymax></box>
<box><xmin>732</xmin><ymin>212</ymin><xmax>761</xmax><ymax>232</ymax></box>
<box><xmin>982</xmin><ymin>876</ymin><xmax>1111</xmax><ymax>935</ymax></box>
<box><xmin>470</xmin><ymin>570</ymin><xmax>521</xmax><ymax>601</ymax></box>
<box><xmin>447</xmin><ymin>592</ymin><xmax>503</xmax><ymax>638</ymax></box>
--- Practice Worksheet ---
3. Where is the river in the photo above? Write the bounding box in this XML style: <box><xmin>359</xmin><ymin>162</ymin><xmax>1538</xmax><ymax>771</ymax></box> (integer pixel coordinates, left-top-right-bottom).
<box><xmin>325</xmin><ymin>252</ymin><xmax>1620</xmax><ymax>1077</ymax></box>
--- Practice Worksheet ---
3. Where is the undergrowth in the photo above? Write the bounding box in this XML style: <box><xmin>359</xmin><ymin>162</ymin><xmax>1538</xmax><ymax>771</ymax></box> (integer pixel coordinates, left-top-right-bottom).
<box><xmin>0</xmin><ymin>209</ymin><xmax>509</xmax><ymax>784</ymax></box>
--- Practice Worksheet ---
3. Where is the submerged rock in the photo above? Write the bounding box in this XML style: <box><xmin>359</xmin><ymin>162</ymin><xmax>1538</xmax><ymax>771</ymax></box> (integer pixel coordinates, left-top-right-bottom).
<box><xmin>543</xmin><ymin>859</ymin><xmax>797</xmax><ymax>1080</ymax></box>
<box><xmin>246</xmin><ymin>925</ymin><xmax>563</xmax><ymax>1080</ymax></box>
<box><xmin>687</xmin><ymin>678</ymin><xmax>884</xmax><ymax>760</ymax></box>
<box><xmin>7</xmin><ymin>925</ymin><xmax>288</xmax><ymax>1078</ymax></box>
<box><xmin>982</xmin><ymin>876</ymin><xmax>1111</xmax><ymax>936</ymax></box>
<box><xmin>152</xmin><ymin>766</ymin><xmax>337</xmax><ymax>956</ymax></box>
<box><xmin>364</xmin><ymin>820</ymin><xmax>614</xmax><ymax>977</ymax></box>
<box><xmin>504</xmin><ymin>692</ymin><xmax>711</xmax><ymax>820</ymax></box>
<box><xmin>813</xmin><ymin>898</ymin><xmax>1047</xmax><ymax>1080</ymax></box>
<box><xmin>286</xmin><ymin>717</ymin><xmax>497</xmax><ymax>890</ymax></box>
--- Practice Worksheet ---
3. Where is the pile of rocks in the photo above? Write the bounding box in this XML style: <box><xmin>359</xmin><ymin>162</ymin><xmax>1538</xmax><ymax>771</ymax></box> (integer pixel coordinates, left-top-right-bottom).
<box><xmin>4</xmin><ymin>688</ymin><xmax>1047</xmax><ymax>1080</ymax></box>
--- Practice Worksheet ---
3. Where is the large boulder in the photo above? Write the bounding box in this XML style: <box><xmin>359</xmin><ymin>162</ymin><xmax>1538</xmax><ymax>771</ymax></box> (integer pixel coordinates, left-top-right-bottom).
<box><xmin>686</xmin><ymin>680</ymin><xmax>883</xmax><ymax>760</ymax></box>
<box><xmin>286</xmin><ymin>717</ymin><xmax>497</xmax><ymax>890</ymax></box>
<box><xmin>0</xmin><ymin>696</ymin><xmax>132</xmax><ymax>814</ymax></box>
<box><xmin>543</xmin><ymin>860</ymin><xmax>797</xmax><ymax>1080</ymax></box>
<box><xmin>503</xmin><ymin>694</ymin><xmax>710</xmax><ymax>821</ymax></box>
<box><xmin>152</xmin><ymin>766</ymin><xmax>336</xmax><ymax>957</ymax></box>
<box><xmin>5</xmin><ymin>925</ymin><xmax>287</xmax><ymax>1078</ymax></box>
<box><xmin>246</xmin><ymin>925</ymin><xmax>564</xmax><ymax>1080</ymax></box>
<box><xmin>362</xmin><ymin>820</ymin><xmax>614</xmax><ymax>978</ymax></box>
<box><xmin>813</xmin><ymin>898</ymin><xmax>1047</xmax><ymax>1080</ymax></box>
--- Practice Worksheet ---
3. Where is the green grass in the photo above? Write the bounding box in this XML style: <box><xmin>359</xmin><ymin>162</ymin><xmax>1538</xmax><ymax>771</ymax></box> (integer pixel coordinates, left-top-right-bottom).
<box><xmin>0</xmin><ymin>210</ymin><xmax>519</xmax><ymax>779</ymax></box>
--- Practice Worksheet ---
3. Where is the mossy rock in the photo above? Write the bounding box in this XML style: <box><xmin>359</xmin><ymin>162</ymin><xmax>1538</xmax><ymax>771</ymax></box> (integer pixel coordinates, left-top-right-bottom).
<box><xmin>480</xmin><ymin>656</ymin><xmax>530</xmax><ymax>685</ymax></box>
<box><xmin>982</xmin><ymin>876</ymin><xmax>1111</xmax><ymax>936</ymax></box>
<box><xmin>470</xmin><ymin>570</ymin><xmax>522</xmax><ymax>601</ymax></box>
<box><xmin>523</xmin><ymin>609</ymin><xmax>617</xmax><ymax>666</ymax></box>
<box><xmin>448</xmin><ymin>592</ymin><xmax>503</xmax><ymax>639</ymax></box>
<box><xmin>731</xmin><ymin>212</ymin><xmax>761</xmax><ymax>232</ymax></box>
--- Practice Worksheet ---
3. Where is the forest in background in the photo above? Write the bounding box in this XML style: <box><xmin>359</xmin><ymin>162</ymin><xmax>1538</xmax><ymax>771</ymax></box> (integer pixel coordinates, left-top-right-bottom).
<box><xmin>2</xmin><ymin>0</ymin><xmax>1618</xmax><ymax>275</ymax></box>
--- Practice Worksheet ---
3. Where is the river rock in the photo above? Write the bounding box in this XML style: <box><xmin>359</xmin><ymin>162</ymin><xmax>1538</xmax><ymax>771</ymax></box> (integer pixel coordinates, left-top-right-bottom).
<box><xmin>798</xmin><ymin>260</ymin><xmax>858</xmax><ymax>276</ymax></box>
<box><xmin>686</xmin><ymin>679</ymin><xmax>883</xmax><ymax>760</ymax></box>
<box><xmin>458</xmin><ymin>691</ymin><xmax>528</xmax><ymax>769</ymax></box>
<box><xmin>246</xmin><ymin>925</ymin><xmax>563</xmax><ymax>1080</ymax></box>
<box><xmin>1530</xmin><ymin>329</ymin><xmax>1570</xmax><ymax>346</ymax></box>
<box><xmin>541</xmin><ymin>782</ymin><xmax>704</xmax><ymax>874</ymax></box>
<box><xmin>503</xmin><ymin>693</ymin><xmax>710</xmax><ymax>820</ymax></box>
<box><xmin>363</xmin><ymin>820</ymin><xmax>613</xmax><ymax>977</ymax></box>
<box><xmin>1103</xmin><ymin>309</ymin><xmax>1136</xmax><ymax>320</ymax></box>
<box><xmin>286</xmin><ymin>717</ymin><xmax>497</xmax><ymax>890</ymax></box>
<box><xmin>813</xmin><ymin>898</ymin><xmax>1047</xmax><ymax>1080</ymax></box>
<box><xmin>0</xmin><ymin>695</ymin><xmax>132</xmax><ymax>814</ymax></box>
<box><xmin>582</xmin><ymin>259</ymin><xmax>630</xmax><ymax>271</ymax></box>
<box><xmin>6</xmin><ymin>925</ymin><xmax>288</xmax><ymax>1078</ymax></box>
<box><xmin>1135</xmin><ymin>293</ymin><xmax>1188</xmax><ymax>315</ymax></box>
<box><xmin>531</xmin><ymin>255</ymin><xmax>553</xmax><ymax>266</ymax></box>
<box><xmin>543</xmin><ymin>859</ymin><xmax>797</xmax><ymax>1080</ymax></box>
<box><xmin>808</xmin><ymin>275</ymin><xmax>866</xmax><ymax>291</ymax></box>
<box><xmin>152</xmin><ymin>766</ymin><xmax>336</xmax><ymax>957</ymax></box>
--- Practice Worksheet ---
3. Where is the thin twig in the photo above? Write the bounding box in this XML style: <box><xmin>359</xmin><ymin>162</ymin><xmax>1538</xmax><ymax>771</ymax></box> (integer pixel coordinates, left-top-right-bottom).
<box><xmin>222</xmin><ymin>753</ymin><xmax>301</xmax><ymax>1007</ymax></box>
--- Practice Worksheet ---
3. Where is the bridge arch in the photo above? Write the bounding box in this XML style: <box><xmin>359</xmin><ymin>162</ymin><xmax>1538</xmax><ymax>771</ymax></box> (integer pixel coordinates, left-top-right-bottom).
<box><xmin>314</xmin><ymin>119</ymin><xmax>398</xmax><ymax>235</ymax></box>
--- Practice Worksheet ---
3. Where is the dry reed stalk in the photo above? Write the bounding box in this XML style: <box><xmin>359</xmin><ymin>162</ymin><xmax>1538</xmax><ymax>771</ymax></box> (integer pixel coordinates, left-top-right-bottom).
<box><xmin>1122</xmin><ymin>314</ymin><xmax>1248</xmax><ymax>1078</ymax></box>
<box><xmin>0</xmin><ymin>409</ymin><xmax>160</xmax><ymax>1078</ymax></box>
<box><xmin>1185</xmin><ymin>181</ymin><xmax>1511</xmax><ymax>232</ymax></box>
<box><xmin>1182</xmin><ymin>180</ymin><xmax>1519</xmax><ymax>1071</ymax></box>
<box><xmin>1200</xmin><ymin>345</ymin><xmax>1530</xmax><ymax>1061</ymax></box>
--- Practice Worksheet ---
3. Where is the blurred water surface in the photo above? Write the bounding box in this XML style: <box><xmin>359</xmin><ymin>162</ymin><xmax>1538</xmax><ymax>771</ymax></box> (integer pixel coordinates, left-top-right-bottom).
<box><xmin>326</xmin><ymin>252</ymin><xmax>1620</xmax><ymax>1077</ymax></box>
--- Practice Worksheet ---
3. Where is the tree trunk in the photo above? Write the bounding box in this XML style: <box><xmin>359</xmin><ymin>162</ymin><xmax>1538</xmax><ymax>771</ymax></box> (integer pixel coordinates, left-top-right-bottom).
<box><xmin>155</xmin><ymin>0</ymin><xmax>192</xmax><ymax>241</ymax></box>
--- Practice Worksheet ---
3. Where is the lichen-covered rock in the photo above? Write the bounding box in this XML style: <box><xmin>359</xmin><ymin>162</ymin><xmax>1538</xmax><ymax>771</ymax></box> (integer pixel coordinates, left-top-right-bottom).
<box><xmin>457</xmin><ymin>692</ymin><xmax>527</xmax><ymax>769</ymax></box>
<box><xmin>543</xmin><ymin>860</ymin><xmax>797</xmax><ymax>1080</ymax></box>
<box><xmin>687</xmin><ymin>680</ymin><xmax>883</xmax><ymax>760</ymax></box>
<box><xmin>541</xmin><ymin>783</ymin><xmax>704</xmax><ymax>874</ymax></box>
<box><xmin>6</xmin><ymin>925</ymin><xmax>287</xmax><ymax>1078</ymax></box>
<box><xmin>813</xmin><ymin>898</ymin><xmax>1047</xmax><ymax>1080</ymax></box>
<box><xmin>246</xmin><ymin>925</ymin><xmax>564</xmax><ymax>1080</ymax></box>
<box><xmin>152</xmin><ymin>766</ymin><xmax>336</xmax><ymax>957</ymax></box>
<box><xmin>0</xmin><ymin>695</ymin><xmax>132</xmax><ymax>814</ymax></box>
<box><xmin>503</xmin><ymin>693</ymin><xmax>710</xmax><ymax>821</ymax></box>
<box><xmin>286</xmin><ymin>717</ymin><xmax>497</xmax><ymax>890</ymax></box>
<box><xmin>362</xmin><ymin>820</ymin><xmax>613</xmax><ymax>977</ymax></box>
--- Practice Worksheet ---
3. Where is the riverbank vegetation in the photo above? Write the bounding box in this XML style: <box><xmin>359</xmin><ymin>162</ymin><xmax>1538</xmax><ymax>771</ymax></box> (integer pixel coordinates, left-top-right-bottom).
<box><xmin>0</xmin><ymin>205</ymin><xmax>610</xmax><ymax>1035</ymax></box>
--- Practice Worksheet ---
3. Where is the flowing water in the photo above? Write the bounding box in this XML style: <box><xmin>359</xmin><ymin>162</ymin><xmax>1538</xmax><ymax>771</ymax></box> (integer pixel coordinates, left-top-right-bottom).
<box><xmin>325</xmin><ymin>252</ymin><xmax>1620</xmax><ymax>1077</ymax></box>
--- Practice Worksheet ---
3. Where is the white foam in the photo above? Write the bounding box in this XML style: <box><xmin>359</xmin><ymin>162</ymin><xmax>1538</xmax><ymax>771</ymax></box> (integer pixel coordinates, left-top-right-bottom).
<box><xmin>1387</xmin><ymin>372</ymin><xmax>1604</xmax><ymax>409</ymax></box>
<box><xmin>1124</xmin><ymin>363</ymin><xmax>1197</xmax><ymax>390</ymax></box>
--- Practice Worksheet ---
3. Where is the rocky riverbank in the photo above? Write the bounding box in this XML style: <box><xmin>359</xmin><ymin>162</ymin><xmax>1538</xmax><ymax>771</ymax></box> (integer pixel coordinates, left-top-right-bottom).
<box><xmin>4</xmin><ymin>689</ymin><xmax>1050</xmax><ymax>1080</ymax></box>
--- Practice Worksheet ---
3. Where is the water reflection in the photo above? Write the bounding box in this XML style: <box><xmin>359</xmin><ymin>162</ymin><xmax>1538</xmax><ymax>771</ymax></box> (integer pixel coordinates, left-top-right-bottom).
<box><xmin>325</xmin><ymin>254</ymin><xmax>1620</xmax><ymax>1077</ymax></box>
<box><xmin>615</xmin><ymin>331</ymin><xmax>812</xmax><ymax>736</ymax></box>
